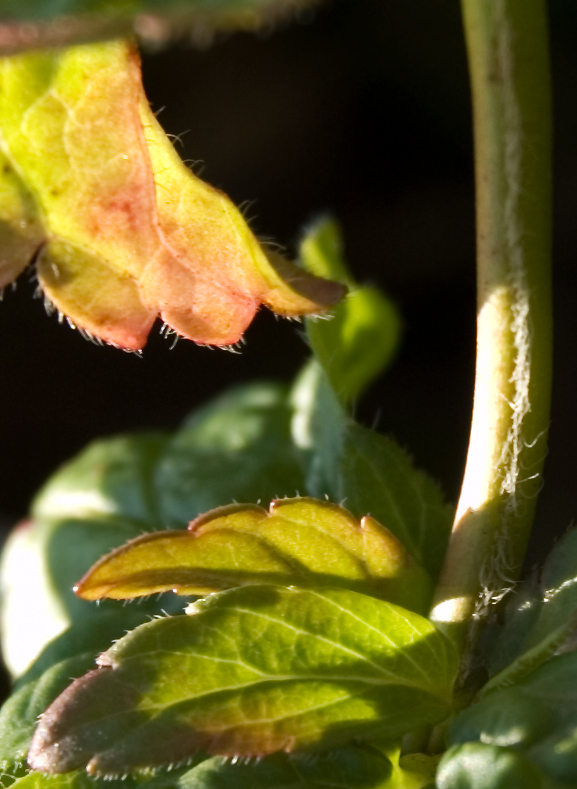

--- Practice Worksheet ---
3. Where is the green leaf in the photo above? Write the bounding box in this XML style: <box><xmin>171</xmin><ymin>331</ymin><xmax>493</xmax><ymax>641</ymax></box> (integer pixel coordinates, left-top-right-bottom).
<box><xmin>156</xmin><ymin>383</ymin><xmax>305</xmax><ymax>528</ymax></box>
<box><xmin>32</xmin><ymin>434</ymin><xmax>168</xmax><ymax>527</ymax></box>
<box><xmin>480</xmin><ymin>526</ymin><xmax>577</xmax><ymax>679</ymax></box>
<box><xmin>0</xmin><ymin>610</ymin><xmax>157</xmax><ymax>773</ymax></box>
<box><xmin>437</xmin><ymin>743</ymin><xmax>548</xmax><ymax>789</ymax></box>
<box><xmin>168</xmin><ymin>747</ymin><xmax>395</xmax><ymax>789</ymax></box>
<box><xmin>448</xmin><ymin>651</ymin><xmax>577</xmax><ymax>785</ymax></box>
<box><xmin>1</xmin><ymin>383</ymin><xmax>306</xmax><ymax>677</ymax></box>
<box><xmin>74</xmin><ymin>497</ymin><xmax>431</xmax><ymax>613</ymax></box>
<box><xmin>291</xmin><ymin>363</ymin><xmax>453</xmax><ymax>581</ymax></box>
<box><xmin>28</xmin><ymin>585</ymin><xmax>457</xmax><ymax>775</ymax></box>
<box><xmin>301</xmin><ymin>218</ymin><xmax>402</xmax><ymax>403</ymax></box>
<box><xmin>6</xmin><ymin>746</ymin><xmax>394</xmax><ymax>789</ymax></box>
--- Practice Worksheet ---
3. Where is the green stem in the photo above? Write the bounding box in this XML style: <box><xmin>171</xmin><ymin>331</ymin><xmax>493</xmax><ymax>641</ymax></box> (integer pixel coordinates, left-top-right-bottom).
<box><xmin>430</xmin><ymin>0</ymin><xmax>553</xmax><ymax>664</ymax></box>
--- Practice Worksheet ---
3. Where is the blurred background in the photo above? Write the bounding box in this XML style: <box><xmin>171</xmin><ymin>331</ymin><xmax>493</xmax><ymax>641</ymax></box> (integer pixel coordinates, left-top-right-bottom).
<box><xmin>1</xmin><ymin>0</ymin><xmax>576</xmax><ymax>568</ymax></box>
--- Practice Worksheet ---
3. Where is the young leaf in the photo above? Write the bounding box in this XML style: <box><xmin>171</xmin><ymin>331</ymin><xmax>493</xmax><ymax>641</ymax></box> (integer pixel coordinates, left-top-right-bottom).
<box><xmin>300</xmin><ymin>218</ymin><xmax>402</xmax><ymax>403</ymax></box>
<box><xmin>74</xmin><ymin>497</ymin><xmax>432</xmax><ymax>613</ymax></box>
<box><xmin>155</xmin><ymin>383</ymin><xmax>305</xmax><ymax>527</ymax></box>
<box><xmin>291</xmin><ymin>363</ymin><xmax>454</xmax><ymax>581</ymax></box>
<box><xmin>0</xmin><ymin>41</ymin><xmax>343</xmax><ymax>349</ymax></box>
<box><xmin>28</xmin><ymin>585</ymin><xmax>457</xmax><ymax>775</ymax></box>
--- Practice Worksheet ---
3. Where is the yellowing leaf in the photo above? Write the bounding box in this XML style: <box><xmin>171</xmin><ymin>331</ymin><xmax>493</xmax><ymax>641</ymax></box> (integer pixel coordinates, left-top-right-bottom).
<box><xmin>0</xmin><ymin>40</ymin><xmax>344</xmax><ymax>349</ymax></box>
<box><xmin>75</xmin><ymin>497</ymin><xmax>432</xmax><ymax>613</ymax></box>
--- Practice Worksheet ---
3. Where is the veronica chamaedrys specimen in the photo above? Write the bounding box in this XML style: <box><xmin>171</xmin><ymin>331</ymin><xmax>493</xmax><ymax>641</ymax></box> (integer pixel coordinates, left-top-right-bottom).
<box><xmin>0</xmin><ymin>40</ymin><xmax>344</xmax><ymax>350</ymax></box>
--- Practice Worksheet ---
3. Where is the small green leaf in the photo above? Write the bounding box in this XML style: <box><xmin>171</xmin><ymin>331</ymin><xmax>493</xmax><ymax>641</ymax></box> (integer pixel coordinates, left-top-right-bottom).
<box><xmin>74</xmin><ymin>497</ymin><xmax>431</xmax><ymax>613</ymax></box>
<box><xmin>156</xmin><ymin>383</ymin><xmax>305</xmax><ymax>527</ymax></box>
<box><xmin>301</xmin><ymin>218</ymin><xmax>402</xmax><ymax>403</ymax></box>
<box><xmin>437</xmin><ymin>743</ymin><xmax>547</xmax><ymax>789</ymax></box>
<box><xmin>28</xmin><ymin>585</ymin><xmax>457</xmax><ymax>775</ymax></box>
<box><xmin>291</xmin><ymin>363</ymin><xmax>453</xmax><ymax>582</ymax></box>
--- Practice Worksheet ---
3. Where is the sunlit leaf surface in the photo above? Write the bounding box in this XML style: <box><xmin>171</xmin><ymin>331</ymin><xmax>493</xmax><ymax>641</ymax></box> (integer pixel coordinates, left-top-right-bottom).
<box><xmin>0</xmin><ymin>41</ymin><xmax>343</xmax><ymax>348</ymax></box>
<box><xmin>75</xmin><ymin>497</ymin><xmax>432</xmax><ymax>613</ymax></box>
<box><xmin>28</xmin><ymin>585</ymin><xmax>456</xmax><ymax>775</ymax></box>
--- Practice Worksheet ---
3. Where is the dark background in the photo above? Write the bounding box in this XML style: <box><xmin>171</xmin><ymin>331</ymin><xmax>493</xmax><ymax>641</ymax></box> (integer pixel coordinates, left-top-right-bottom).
<box><xmin>1</xmin><ymin>0</ymin><xmax>576</xmax><ymax>568</ymax></box>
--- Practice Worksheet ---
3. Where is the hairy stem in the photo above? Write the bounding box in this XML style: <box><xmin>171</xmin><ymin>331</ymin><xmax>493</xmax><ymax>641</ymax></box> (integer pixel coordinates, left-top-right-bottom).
<box><xmin>430</xmin><ymin>0</ymin><xmax>552</xmax><ymax>661</ymax></box>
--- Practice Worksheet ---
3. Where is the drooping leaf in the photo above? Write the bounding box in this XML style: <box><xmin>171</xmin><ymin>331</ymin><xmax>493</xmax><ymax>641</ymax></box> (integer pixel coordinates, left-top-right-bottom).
<box><xmin>300</xmin><ymin>218</ymin><xmax>402</xmax><ymax>403</ymax></box>
<box><xmin>0</xmin><ymin>1</ymin><xmax>324</xmax><ymax>54</ymax></box>
<box><xmin>155</xmin><ymin>383</ymin><xmax>305</xmax><ymax>528</ymax></box>
<box><xmin>0</xmin><ymin>40</ymin><xmax>343</xmax><ymax>349</ymax></box>
<box><xmin>447</xmin><ymin>651</ymin><xmax>577</xmax><ymax>786</ymax></box>
<box><xmin>28</xmin><ymin>585</ymin><xmax>457</xmax><ymax>775</ymax></box>
<box><xmin>291</xmin><ymin>362</ymin><xmax>454</xmax><ymax>581</ymax></box>
<box><xmin>75</xmin><ymin>497</ymin><xmax>432</xmax><ymax>613</ymax></box>
<box><xmin>437</xmin><ymin>743</ymin><xmax>548</xmax><ymax>789</ymax></box>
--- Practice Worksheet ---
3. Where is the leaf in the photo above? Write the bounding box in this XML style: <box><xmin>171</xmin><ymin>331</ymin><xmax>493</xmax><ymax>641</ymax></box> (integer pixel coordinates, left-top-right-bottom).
<box><xmin>7</xmin><ymin>746</ymin><xmax>394</xmax><ymax>789</ymax></box>
<box><xmin>1</xmin><ymin>383</ymin><xmax>308</xmax><ymax>677</ymax></box>
<box><xmin>28</xmin><ymin>585</ymin><xmax>457</xmax><ymax>775</ymax></box>
<box><xmin>163</xmin><ymin>746</ymin><xmax>395</xmax><ymax>789</ymax></box>
<box><xmin>0</xmin><ymin>610</ymin><xmax>158</xmax><ymax>772</ymax></box>
<box><xmin>437</xmin><ymin>743</ymin><xmax>547</xmax><ymax>789</ymax></box>
<box><xmin>291</xmin><ymin>363</ymin><xmax>454</xmax><ymax>581</ymax></box>
<box><xmin>0</xmin><ymin>41</ymin><xmax>343</xmax><ymax>349</ymax></box>
<box><xmin>447</xmin><ymin>651</ymin><xmax>577</xmax><ymax>785</ymax></box>
<box><xmin>32</xmin><ymin>433</ymin><xmax>169</xmax><ymax>527</ymax></box>
<box><xmin>480</xmin><ymin>526</ymin><xmax>577</xmax><ymax>678</ymax></box>
<box><xmin>338</xmin><ymin>424</ymin><xmax>454</xmax><ymax>582</ymax></box>
<box><xmin>155</xmin><ymin>383</ymin><xmax>305</xmax><ymax>528</ymax></box>
<box><xmin>0</xmin><ymin>1</ymin><xmax>324</xmax><ymax>53</ymax></box>
<box><xmin>300</xmin><ymin>218</ymin><xmax>402</xmax><ymax>403</ymax></box>
<box><xmin>74</xmin><ymin>497</ymin><xmax>432</xmax><ymax>613</ymax></box>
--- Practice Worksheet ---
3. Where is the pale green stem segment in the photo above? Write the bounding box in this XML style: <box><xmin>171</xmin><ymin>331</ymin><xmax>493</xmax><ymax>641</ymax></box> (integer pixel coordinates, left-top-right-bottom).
<box><xmin>430</xmin><ymin>0</ymin><xmax>553</xmax><ymax>658</ymax></box>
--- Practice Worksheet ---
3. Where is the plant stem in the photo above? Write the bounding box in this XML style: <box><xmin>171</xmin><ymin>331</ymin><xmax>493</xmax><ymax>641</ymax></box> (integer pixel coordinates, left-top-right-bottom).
<box><xmin>430</xmin><ymin>0</ymin><xmax>553</xmax><ymax>665</ymax></box>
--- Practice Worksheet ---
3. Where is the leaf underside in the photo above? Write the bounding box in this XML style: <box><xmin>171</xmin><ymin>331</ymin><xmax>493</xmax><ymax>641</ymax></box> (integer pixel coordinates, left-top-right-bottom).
<box><xmin>74</xmin><ymin>497</ymin><xmax>432</xmax><ymax>614</ymax></box>
<box><xmin>0</xmin><ymin>40</ymin><xmax>344</xmax><ymax>349</ymax></box>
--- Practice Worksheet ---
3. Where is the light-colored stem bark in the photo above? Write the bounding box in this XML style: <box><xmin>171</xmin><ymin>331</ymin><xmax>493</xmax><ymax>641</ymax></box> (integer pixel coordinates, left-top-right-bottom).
<box><xmin>430</xmin><ymin>0</ymin><xmax>553</xmax><ymax>658</ymax></box>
